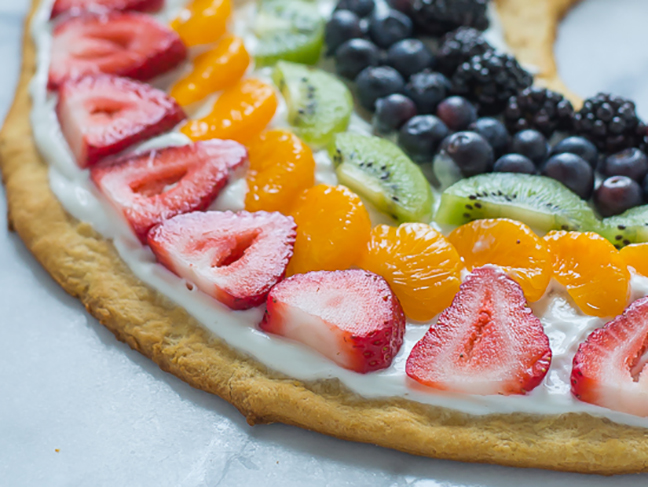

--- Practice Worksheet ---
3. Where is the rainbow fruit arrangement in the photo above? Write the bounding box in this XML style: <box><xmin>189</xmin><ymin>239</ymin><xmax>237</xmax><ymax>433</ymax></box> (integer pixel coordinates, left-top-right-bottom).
<box><xmin>44</xmin><ymin>0</ymin><xmax>648</xmax><ymax>417</ymax></box>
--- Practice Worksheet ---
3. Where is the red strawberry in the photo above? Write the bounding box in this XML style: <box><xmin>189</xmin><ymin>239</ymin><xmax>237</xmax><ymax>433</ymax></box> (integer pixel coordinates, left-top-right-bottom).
<box><xmin>406</xmin><ymin>266</ymin><xmax>551</xmax><ymax>395</ymax></box>
<box><xmin>148</xmin><ymin>211</ymin><xmax>296</xmax><ymax>310</ymax></box>
<box><xmin>57</xmin><ymin>75</ymin><xmax>185</xmax><ymax>167</ymax></box>
<box><xmin>91</xmin><ymin>140</ymin><xmax>246</xmax><ymax>242</ymax></box>
<box><xmin>48</xmin><ymin>12</ymin><xmax>186</xmax><ymax>90</ymax></box>
<box><xmin>50</xmin><ymin>0</ymin><xmax>163</xmax><ymax>20</ymax></box>
<box><xmin>260</xmin><ymin>270</ymin><xmax>406</xmax><ymax>373</ymax></box>
<box><xmin>571</xmin><ymin>296</ymin><xmax>648</xmax><ymax>416</ymax></box>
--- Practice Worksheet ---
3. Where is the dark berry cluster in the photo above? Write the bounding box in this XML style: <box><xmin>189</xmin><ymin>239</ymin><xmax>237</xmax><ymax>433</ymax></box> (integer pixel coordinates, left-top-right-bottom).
<box><xmin>573</xmin><ymin>93</ymin><xmax>646</xmax><ymax>154</ymax></box>
<box><xmin>436</xmin><ymin>27</ymin><xmax>494</xmax><ymax>76</ymax></box>
<box><xmin>451</xmin><ymin>51</ymin><xmax>532</xmax><ymax>115</ymax></box>
<box><xmin>325</xmin><ymin>0</ymin><xmax>526</xmax><ymax>133</ymax></box>
<box><xmin>504</xmin><ymin>87</ymin><xmax>574</xmax><ymax>136</ymax></box>
<box><xmin>410</xmin><ymin>0</ymin><xmax>489</xmax><ymax>36</ymax></box>
<box><xmin>323</xmin><ymin>0</ymin><xmax>648</xmax><ymax>218</ymax></box>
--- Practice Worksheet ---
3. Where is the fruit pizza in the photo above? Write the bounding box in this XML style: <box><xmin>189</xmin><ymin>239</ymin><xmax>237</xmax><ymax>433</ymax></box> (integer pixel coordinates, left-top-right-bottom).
<box><xmin>4</xmin><ymin>0</ymin><xmax>648</xmax><ymax>475</ymax></box>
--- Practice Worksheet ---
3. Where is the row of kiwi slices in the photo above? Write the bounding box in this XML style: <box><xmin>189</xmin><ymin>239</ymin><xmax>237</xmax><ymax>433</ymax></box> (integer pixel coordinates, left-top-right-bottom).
<box><xmin>272</xmin><ymin>60</ymin><xmax>648</xmax><ymax>247</ymax></box>
<box><xmin>259</xmin><ymin>6</ymin><xmax>648</xmax><ymax>249</ymax></box>
<box><xmin>273</xmin><ymin>61</ymin><xmax>434</xmax><ymax>223</ymax></box>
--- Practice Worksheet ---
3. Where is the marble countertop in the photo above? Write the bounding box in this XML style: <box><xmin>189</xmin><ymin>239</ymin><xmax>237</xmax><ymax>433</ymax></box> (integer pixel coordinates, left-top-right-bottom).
<box><xmin>1</xmin><ymin>0</ymin><xmax>648</xmax><ymax>485</ymax></box>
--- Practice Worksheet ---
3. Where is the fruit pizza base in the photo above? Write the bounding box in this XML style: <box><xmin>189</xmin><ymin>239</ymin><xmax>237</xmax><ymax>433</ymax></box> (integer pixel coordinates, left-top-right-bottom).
<box><xmin>496</xmin><ymin>0</ymin><xmax>583</xmax><ymax>106</ymax></box>
<box><xmin>3</xmin><ymin>0</ymin><xmax>648</xmax><ymax>476</ymax></box>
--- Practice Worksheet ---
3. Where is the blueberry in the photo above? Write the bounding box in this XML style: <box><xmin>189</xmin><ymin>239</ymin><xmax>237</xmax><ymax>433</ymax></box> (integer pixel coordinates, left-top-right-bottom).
<box><xmin>355</xmin><ymin>66</ymin><xmax>405</xmax><ymax>111</ymax></box>
<box><xmin>541</xmin><ymin>153</ymin><xmax>594</xmax><ymax>199</ymax></box>
<box><xmin>325</xmin><ymin>10</ymin><xmax>364</xmax><ymax>55</ymax></box>
<box><xmin>594</xmin><ymin>176</ymin><xmax>643</xmax><ymax>217</ymax></box>
<box><xmin>335</xmin><ymin>39</ymin><xmax>380</xmax><ymax>80</ymax></box>
<box><xmin>436</xmin><ymin>96</ymin><xmax>477</xmax><ymax>132</ymax></box>
<box><xmin>398</xmin><ymin>115</ymin><xmax>449</xmax><ymax>162</ymax></box>
<box><xmin>335</xmin><ymin>0</ymin><xmax>375</xmax><ymax>17</ymax></box>
<box><xmin>373</xmin><ymin>94</ymin><xmax>417</xmax><ymax>134</ymax></box>
<box><xmin>550</xmin><ymin>136</ymin><xmax>599</xmax><ymax>168</ymax></box>
<box><xmin>368</xmin><ymin>9</ymin><xmax>413</xmax><ymax>48</ymax></box>
<box><xmin>404</xmin><ymin>70</ymin><xmax>450</xmax><ymax>114</ymax></box>
<box><xmin>601</xmin><ymin>148</ymin><xmax>648</xmax><ymax>182</ymax></box>
<box><xmin>468</xmin><ymin>117</ymin><xmax>510</xmax><ymax>157</ymax></box>
<box><xmin>386</xmin><ymin>39</ymin><xmax>435</xmax><ymax>79</ymax></box>
<box><xmin>493</xmin><ymin>154</ymin><xmax>536</xmax><ymax>174</ymax></box>
<box><xmin>439</xmin><ymin>131</ymin><xmax>494</xmax><ymax>177</ymax></box>
<box><xmin>511</xmin><ymin>129</ymin><xmax>548</xmax><ymax>166</ymax></box>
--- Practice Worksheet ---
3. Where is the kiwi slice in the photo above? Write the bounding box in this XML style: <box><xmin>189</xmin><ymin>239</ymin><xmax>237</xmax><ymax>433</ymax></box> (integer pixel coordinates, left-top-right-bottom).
<box><xmin>273</xmin><ymin>61</ymin><xmax>353</xmax><ymax>148</ymax></box>
<box><xmin>329</xmin><ymin>133</ymin><xmax>434</xmax><ymax>223</ymax></box>
<box><xmin>599</xmin><ymin>205</ymin><xmax>648</xmax><ymax>248</ymax></box>
<box><xmin>253</xmin><ymin>0</ymin><xmax>324</xmax><ymax>67</ymax></box>
<box><xmin>435</xmin><ymin>173</ymin><xmax>599</xmax><ymax>233</ymax></box>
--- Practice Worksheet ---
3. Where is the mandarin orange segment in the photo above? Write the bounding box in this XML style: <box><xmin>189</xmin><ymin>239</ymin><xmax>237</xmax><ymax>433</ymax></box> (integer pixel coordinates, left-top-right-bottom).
<box><xmin>544</xmin><ymin>231</ymin><xmax>630</xmax><ymax>317</ymax></box>
<box><xmin>448</xmin><ymin>218</ymin><xmax>551</xmax><ymax>302</ymax></box>
<box><xmin>181</xmin><ymin>78</ymin><xmax>278</xmax><ymax>144</ymax></box>
<box><xmin>287</xmin><ymin>185</ymin><xmax>371</xmax><ymax>275</ymax></box>
<box><xmin>171</xmin><ymin>0</ymin><xmax>231</xmax><ymax>47</ymax></box>
<box><xmin>620</xmin><ymin>243</ymin><xmax>648</xmax><ymax>277</ymax></box>
<box><xmin>358</xmin><ymin>223</ymin><xmax>462</xmax><ymax>322</ymax></box>
<box><xmin>245</xmin><ymin>130</ymin><xmax>315</xmax><ymax>214</ymax></box>
<box><xmin>170</xmin><ymin>35</ymin><xmax>250</xmax><ymax>106</ymax></box>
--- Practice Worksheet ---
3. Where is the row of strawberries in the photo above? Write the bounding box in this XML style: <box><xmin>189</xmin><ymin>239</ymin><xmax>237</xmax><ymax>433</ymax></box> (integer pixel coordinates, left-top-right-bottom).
<box><xmin>45</xmin><ymin>0</ymin><xmax>647</xmax><ymax>417</ymax></box>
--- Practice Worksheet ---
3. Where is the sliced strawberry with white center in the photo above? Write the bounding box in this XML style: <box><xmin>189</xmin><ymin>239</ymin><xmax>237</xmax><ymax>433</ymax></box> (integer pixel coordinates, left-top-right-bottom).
<box><xmin>50</xmin><ymin>0</ymin><xmax>163</xmax><ymax>20</ymax></box>
<box><xmin>406</xmin><ymin>266</ymin><xmax>551</xmax><ymax>395</ymax></box>
<box><xmin>57</xmin><ymin>74</ymin><xmax>185</xmax><ymax>167</ymax></box>
<box><xmin>572</xmin><ymin>296</ymin><xmax>648</xmax><ymax>416</ymax></box>
<box><xmin>260</xmin><ymin>270</ymin><xmax>406</xmax><ymax>373</ymax></box>
<box><xmin>148</xmin><ymin>211</ymin><xmax>296</xmax><ymax>310</ymax></box>
<box><xmin>48</xmin><ymin>12</ymin><xmax>186</xmax><ymax>90</ymax></box>
<box><xmin>91</xmin><ymin>140</ymin><xmax>246</xmax><ymax>242</ymax></box>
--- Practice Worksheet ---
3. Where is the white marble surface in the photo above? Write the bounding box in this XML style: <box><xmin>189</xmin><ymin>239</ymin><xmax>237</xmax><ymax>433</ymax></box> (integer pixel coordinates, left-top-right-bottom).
<box><xmin>1</xmin><ymin>0</ymin><xmax>648</xmax><ymax>485</ymax></box>
<box><xmin>556</xmin><ymin>0</ymin><xmax>648</xmax><ymax>119</ymax></box>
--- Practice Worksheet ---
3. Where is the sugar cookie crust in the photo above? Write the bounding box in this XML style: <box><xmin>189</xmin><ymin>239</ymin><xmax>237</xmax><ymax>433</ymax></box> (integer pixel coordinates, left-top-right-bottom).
<box><xmin>2</xmin><ymin>0</ymin><xmax>648</xmax><ymax>475</ymax></box>
<box><xmin>494</xmin><ymin>0</ymin><xmax>583</xmax><ymax>106</ymax></box>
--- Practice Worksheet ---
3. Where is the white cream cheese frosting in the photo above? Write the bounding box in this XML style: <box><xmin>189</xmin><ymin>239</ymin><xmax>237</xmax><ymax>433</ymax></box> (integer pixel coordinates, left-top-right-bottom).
<box><xmin>28</xmin><ymin>0</ymin><xmax>648</xmax><ymax>428</ymax></box>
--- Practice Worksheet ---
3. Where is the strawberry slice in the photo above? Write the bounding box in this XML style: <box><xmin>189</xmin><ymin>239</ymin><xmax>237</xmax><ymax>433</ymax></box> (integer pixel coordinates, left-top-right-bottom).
<box><xmin>48</xmin><ymin>12</ymin><xmax>186</xmax><ymax>90</ymax></box>
<box><xmin>147</xmin><ymin>211</ymin><xmax>296</xmax><ymax>310</ymax></box>
<box><xmin>406</xmin><ymin>266</ymin><xmax>551</xmax><ymax>395</ymax></box>
<box><xmin>572</xmin><ymin>297</ymin><xmax>648</xmax><ymax>416</ymax></box>
<box><xmin>50</xmin><ymin>0</ymin><xmax>163</xmax><ymax>20</ymax></box>
<box><xmin>91</xmin><ymin>140</ymin><xmax>246</xmax><ymax>242</ymax></box>
<box><xmin>57</xmin><ymin>74</ymin><xmax>185</xmax><ymax>167</ymax></box>
<box><xmin>260</xmin><ymin>270</ymin><xmax>406</xmax><ymax>373</ymax></box>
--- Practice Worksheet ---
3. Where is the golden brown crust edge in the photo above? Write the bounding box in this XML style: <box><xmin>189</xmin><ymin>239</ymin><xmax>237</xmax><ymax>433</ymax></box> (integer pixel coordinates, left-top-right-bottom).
<box><xmin>495</xmin><ymin>0</ymin><xmax>583</xmax><ymax>107</ymax></box>
<box><xmin>2</xmin><ymin>0</ymin><xmax>648</xmax><ymax>476</ymax></box>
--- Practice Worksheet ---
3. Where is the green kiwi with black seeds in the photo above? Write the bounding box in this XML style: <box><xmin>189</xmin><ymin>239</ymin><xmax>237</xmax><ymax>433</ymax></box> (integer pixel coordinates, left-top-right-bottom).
<box><xmin>254</xmin><ymin>0</ymin><xmax>325</xmax><ymax>67</ymax></box>
<box><xmin>329</xmin><ymin>133</ymin><xmax>434</xmax><ymax>223</ymax></box>
<box><xmin>435</xmin><ymin>173</ymin><xmax>600</xmax><ymax>233</ymax></box>
<box><xmin>599</xmin><ymin>205</ymin><xmax>648</xmax><ymax>249</ymax></box>
<box><xmin>273</xmin><ymin>61</ymin><xmax>353</xmax><ymax>149</ymax></box>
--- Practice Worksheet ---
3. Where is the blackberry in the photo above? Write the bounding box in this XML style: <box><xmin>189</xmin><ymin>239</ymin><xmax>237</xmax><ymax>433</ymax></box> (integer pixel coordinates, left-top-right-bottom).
<box><xmin>572</xmin><ymin>93</ymin><xmax>646</xmax><ymax>154</ymax></box>
<box><xmin>437</xmin><ymin>27</ymin><xmax>494</xmax><ymax>76</ymax></box>
<box><xmin>411</xmin><ymin>0</ymin><xmax>489</xmax><ymax>37</ymax></box>
<box><xmin>504</xmin><ymin>87</ymin><xmax>574</xmax><ymax>137</ymax></box>
<box><xmin>451</xmin><ymin>51</ymin><xmax>532</xmax><ymax>115</ymax></box>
